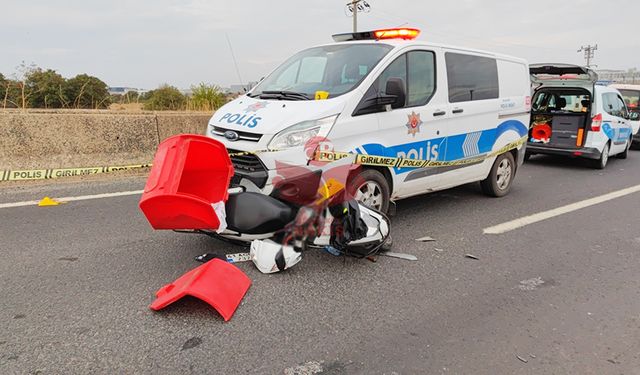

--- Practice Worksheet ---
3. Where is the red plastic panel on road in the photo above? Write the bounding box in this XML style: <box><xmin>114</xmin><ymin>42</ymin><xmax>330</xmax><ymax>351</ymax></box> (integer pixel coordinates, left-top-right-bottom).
<box><xmin>150</xmin><ymin>259</ymin><xmax>251</xmax><ymax>321</ymax></box>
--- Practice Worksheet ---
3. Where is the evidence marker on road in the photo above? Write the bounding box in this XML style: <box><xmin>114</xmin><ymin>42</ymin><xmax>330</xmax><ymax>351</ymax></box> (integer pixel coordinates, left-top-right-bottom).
<box><xmin>38</xmin><ymin>197</ymin><xmax>63</xmax><ymax>207</ymax></box>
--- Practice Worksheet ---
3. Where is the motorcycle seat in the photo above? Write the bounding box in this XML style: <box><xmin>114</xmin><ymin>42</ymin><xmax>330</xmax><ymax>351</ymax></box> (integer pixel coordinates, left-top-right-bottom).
<box><xmin>225</xmin><ymin>192</ymin><xmax>295</xmax><ymax>234</ymax></box>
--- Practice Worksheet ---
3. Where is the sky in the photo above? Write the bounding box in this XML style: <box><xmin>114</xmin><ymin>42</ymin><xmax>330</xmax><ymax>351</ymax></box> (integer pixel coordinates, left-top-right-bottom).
<box><xmin>1</xmin><ymin>0</ymin><xmax>638</xmax><ymax>90</ymax></box>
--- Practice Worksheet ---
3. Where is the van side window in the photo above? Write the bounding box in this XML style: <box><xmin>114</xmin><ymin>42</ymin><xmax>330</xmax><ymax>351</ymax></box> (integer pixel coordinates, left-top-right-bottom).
<box><xmin>445</xmin><ymin>52</ymin><xmax>499</xmax><ymax>103</ymax></box>
<box><xmin>372</xmin><ymin>50</ymin><xmax>436</xmax><ymax>108</ymax></box>
<box><xmin>375</xmin><ymin>54</ymin><xmax>407</xmax><ymax>105</ymax></box>
<box><xmin>407</xmin><ymin>51</ymin><xmax>436</xmax><ymax>107</ymax></box>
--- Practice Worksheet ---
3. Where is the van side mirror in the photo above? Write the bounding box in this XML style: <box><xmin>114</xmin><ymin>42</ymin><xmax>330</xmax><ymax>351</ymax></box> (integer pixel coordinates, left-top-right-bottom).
<box><xmin>385</xmin><ymin>78</ymin><xmax>406</xmax><ymax>109</ymax></box>
<box><xmin>352</xmin><ymin>78</ymin><xmax>406</xmax><ymax>116</ymax></box>
<box><xmin>630</xmin><ymin>112</ymin><xmax>640</xmax><ymax>121</ymax></box>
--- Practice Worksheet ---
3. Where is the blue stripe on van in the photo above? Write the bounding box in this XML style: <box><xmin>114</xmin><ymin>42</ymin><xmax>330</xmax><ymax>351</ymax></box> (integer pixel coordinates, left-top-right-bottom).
<box><xmin>360</xmin><ymin>120</ymin><xmax>527</xmax><ymax>175</ymax></box>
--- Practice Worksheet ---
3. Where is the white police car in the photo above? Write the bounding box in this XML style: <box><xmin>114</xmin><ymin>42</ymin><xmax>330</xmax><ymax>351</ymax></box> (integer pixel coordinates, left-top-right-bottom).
<box><xmin>611</xmin><ymin>84</ymin><xmax>640</xmax><ymax>148</ymax></box>
<box><xmin>207</xmin><ymin>28</ymin><xmax>531</xmax><ymax>212</ymax></box>
<box><xmin>527</xmin><ymin>64</ymin><xmax>638</xmax><ymax>169</ymax></box>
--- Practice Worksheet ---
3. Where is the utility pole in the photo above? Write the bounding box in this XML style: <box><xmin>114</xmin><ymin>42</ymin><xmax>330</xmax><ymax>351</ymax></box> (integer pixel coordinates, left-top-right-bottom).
<box><xmin>346</xmin><ymin>0</ymin><xmax>370</xmax><ymax>32</ymax></box>
<box><xmin>577</xmin><ymin>44</ymin><xmax>598</xmax><ymax>68</ymax></box>
<box><xmin>352</xmin><ymin>0</ymin><xmax>358</xmax><ymax>32</ymax></box>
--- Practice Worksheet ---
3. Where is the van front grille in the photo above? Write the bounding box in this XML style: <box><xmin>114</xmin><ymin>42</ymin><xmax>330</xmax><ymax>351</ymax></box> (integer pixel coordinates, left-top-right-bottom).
<box><xmin>212</xmin><ymin>126</ymin><xmax>262</xmax><ymax>142</ymax></box>
<box><xmin>227</xmin><ymin>148</ymin><xmax>268</xmax><ymax>188</ymax></box>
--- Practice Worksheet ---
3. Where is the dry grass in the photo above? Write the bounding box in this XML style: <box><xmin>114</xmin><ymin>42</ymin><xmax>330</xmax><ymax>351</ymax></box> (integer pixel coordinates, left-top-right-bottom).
<box><xmin>109</xmin><ymin>102</ymin><xmax>145</xmax><ymax>112</ymax></box>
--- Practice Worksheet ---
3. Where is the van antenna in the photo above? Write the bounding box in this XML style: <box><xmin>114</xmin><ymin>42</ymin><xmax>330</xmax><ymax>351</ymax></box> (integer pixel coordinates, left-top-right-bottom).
<box><xmin>225</xmin><ymin>33</ymin><xmax>245</xmax><ymax>88</ymax></box>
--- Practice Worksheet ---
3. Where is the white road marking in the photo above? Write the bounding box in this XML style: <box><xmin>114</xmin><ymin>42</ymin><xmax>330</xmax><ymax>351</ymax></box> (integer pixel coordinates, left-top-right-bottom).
<box><xmin>0</xmin><ymin>190</ymin><xmax>144</xmax><ymax>209</ymax></box>
<box><xmin>484</xmin><ymin>183</ymin><xmax>640</xmax><ymax>234</ymax></box>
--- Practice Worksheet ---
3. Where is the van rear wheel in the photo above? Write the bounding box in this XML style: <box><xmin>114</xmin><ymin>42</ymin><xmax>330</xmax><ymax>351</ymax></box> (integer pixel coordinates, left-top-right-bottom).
<box><xmin>481</xmin><ymin>152</ymin><xmax>515</xmax><ymax>197</ymax></box>
<box><xmin>591</xmin><ymin>142</ymin><xmax>610</xmax><ymax>169</ymax></box>
<box><xmin>349</xmin><ymin>169</ymin><xmax>390</xmax><ymax>213</ymax></box>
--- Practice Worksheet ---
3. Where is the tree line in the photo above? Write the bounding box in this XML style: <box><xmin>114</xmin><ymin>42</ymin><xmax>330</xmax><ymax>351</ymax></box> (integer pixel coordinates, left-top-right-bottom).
<box><xmin>1</xmin><ymin>63</ymin><xmax>111</xmax><ymax>109</ymax></box>
<box><xmin>1</xmin><ymin>63</ymin><xmax>230</xmax><ymax>111</ymax></box>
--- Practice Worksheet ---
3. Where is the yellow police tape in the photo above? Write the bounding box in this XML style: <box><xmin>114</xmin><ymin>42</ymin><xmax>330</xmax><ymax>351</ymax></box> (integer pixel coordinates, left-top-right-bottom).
<box><xmin>1</xmin><ymin>164</ymin><xmax>152</xmax><ymax>182</ymax></box>
<box><xmin>1</xmin><ymin>136</ymin><xmax>526</xmax><ymax>182</ymax></box>
<box><xmin>314</xmin><ymin>136</ymin><xmax>527</xmax><ymax>169</ymax></box>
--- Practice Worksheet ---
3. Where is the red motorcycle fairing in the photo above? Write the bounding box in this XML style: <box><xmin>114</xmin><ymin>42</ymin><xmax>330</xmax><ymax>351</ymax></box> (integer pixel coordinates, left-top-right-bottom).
<box><xmin>150</xmin><ymin>259</ymin><xmax>251</xmax><ymax>321</ymax></box>
<box><xmin>139</xmin><ymin>134</ymin><xmax>234</xmax><ymax>231</ymax></box>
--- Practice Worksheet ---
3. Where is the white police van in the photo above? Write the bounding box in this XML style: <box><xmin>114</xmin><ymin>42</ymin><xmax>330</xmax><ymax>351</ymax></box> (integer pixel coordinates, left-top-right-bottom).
<box><xmin>207</xmin><ymin>28</ymin><xmax>531</xmax><ymax>212</ymax></box>
<box><xmin>527</xmin><ymin>64</ymin><xmax>639</xmax><ymax>169</ymax></box>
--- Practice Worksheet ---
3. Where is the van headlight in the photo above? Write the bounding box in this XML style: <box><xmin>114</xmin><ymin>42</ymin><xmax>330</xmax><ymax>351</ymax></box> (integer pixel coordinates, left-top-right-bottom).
<box><xmin>268</xmin><ymin>115</ymin><xmax>338</xmax><ymax>150</ymax></box>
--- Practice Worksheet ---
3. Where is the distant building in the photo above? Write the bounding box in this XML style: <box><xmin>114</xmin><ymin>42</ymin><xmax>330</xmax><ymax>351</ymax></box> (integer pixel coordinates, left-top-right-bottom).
<box><xmin>226</xmin><ymin>81</ymin><xmax>258</xmax><ymax>94</ymax></box>
<box><xmin>596</xmin><ymin>69</ymin><xmax>640</xmax><ymax>84</ymax></box>
<box><xmin>108</xmin><ymin>87</ymin><xmax>143</xmax><ymax>95</ymax></box>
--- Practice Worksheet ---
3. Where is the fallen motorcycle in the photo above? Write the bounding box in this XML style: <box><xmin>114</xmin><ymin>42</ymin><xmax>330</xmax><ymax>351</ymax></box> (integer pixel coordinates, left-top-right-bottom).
<box><xmin>139</xmin><ymin>134</ymin><xmax>391</xmax><ymax>273</ymax></box>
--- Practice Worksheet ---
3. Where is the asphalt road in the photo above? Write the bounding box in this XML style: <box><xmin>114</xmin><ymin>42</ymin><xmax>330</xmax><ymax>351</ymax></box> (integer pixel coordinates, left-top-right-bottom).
<box><xmin>2</xmin><ymin>153</ymin><xmax>640</xmax><ymax>374</ymax></box>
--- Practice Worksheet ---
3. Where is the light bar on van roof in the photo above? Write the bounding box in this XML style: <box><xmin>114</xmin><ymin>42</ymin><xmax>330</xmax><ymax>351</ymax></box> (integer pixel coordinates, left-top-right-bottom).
<box><xmin>332</xmin><ymin>28</ymin><xmax>420</xmax><ymax>42</ymax></box>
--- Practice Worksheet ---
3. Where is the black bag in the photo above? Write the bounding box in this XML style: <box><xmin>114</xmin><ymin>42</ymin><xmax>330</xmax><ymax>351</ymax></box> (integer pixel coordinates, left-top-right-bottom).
<box><xmin>329</xmin><ymin>199</ymin><xmax>368</xmax><ymax>253</ymax></box>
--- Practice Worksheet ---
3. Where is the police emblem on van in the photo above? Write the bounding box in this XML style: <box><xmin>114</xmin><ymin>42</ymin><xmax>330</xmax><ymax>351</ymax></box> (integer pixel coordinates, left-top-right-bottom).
<box><xmin>224</xmin><ymin>130</ymin><xmax>240</xmax><ymax>141</ymax></box>
<box><xmin>406</xmin><ymin>112</ymin><xmax>423</xmax><ymax>136</ymax></box>
<box><xmin>244</xmin><ymin>101</ymin><xmax>269</xmax><ymax>112</ymax></box>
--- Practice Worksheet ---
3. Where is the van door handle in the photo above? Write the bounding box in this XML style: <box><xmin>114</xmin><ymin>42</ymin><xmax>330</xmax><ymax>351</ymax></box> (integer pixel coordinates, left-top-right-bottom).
<box><xmin>452</xmin><ymin>108</ymin><xmax>464</xmax><ymax>114</ymax></box>
<box><xmin>433</xmin><ymin>111</ymin><xmax>446</xmax><ymax>117</ymax></box>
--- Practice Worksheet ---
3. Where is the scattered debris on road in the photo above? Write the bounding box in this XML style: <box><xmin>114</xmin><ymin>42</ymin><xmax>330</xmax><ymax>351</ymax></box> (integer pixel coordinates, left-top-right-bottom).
<box><xmin>464</xmin><ymin>254</ymin><xmax>479</xmax><ymax>260</ymax></box>
<box><xmin>516</xmin><ymin>355</ymin><xmax>529</xmax><ymax>363</ymax></box>
<box><xmin>181</xmin><ymin>337</ymin><xmax>203</xmax><ymax>351</ymax></box>
<box><xmin>284</xmin><ymin>361</ymin><xmax>324</xmax><ymax>375</ymax></box>
<box><xmin>434</xmin><ymin>248</ymin><xmax>444</xmax><ymax>253</ymax></box>
<box><xmin>196</xmin><ymin>252</ymin><xmax>253</xmax><ymax>263</ymax></box>
<box><xmin>379</xmin><ymin>252</ymin><xmax>418</xmax><ymax>261</ymax></box>
<box><xmin>518</xmin><ymin>277</ymin><xmax>545</xmax><ymax>291</ymax></box>
<box><xmin>416</xmin><ymin>236</ymin><xmax>436</xmax><ymax>242</ymax></box>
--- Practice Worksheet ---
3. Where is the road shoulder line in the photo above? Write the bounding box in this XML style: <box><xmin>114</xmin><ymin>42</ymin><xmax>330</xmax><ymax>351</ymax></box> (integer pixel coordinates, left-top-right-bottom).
<box><xmin>0</xmin><ymin>190</ymin><xmax>144</xmax><ymax>209</ymax></box>
<box><xmin>484</xmin><ymin>183</ymin><xmax>640</xmax><ymax>234</ymax></box>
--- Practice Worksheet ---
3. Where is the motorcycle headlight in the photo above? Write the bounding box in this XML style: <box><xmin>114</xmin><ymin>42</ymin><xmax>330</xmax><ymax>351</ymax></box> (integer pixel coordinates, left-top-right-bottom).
<box><xmin>268</xmin><ymin>115</ymin><xmax>338</xmax><ymax>150</ymax></box>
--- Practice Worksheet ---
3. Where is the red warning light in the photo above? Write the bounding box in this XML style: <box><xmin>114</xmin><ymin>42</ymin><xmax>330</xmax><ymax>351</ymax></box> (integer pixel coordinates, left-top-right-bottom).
<box><xmin>373</xmin><ymin>28</ymin><xmax>420</xmax><ymax>40</ymax></box>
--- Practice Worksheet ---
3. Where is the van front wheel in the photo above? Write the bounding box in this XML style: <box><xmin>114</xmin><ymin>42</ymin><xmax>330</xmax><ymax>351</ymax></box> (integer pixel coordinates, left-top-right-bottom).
<box><xmin>349</xmin><ymin>169</ymin><xmax>390</xmax><ymax>213</ymax></box>
<box><xmin>481</xmin><ymin>152</ymin><xmax>515</xmax><ymax>197</ymax></box>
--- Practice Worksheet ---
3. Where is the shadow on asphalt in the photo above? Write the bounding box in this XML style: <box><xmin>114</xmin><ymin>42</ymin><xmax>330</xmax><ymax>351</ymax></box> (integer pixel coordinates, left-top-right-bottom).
<box><xmin>394</xmin><ymin>183</ymin><xmax>481</xmax><ymax>217</ymax></box>
<box><xmin>525</xmin><ymin>153</ymin><xmax>624</xmax><ymax>170</ymax></box>
<box><xmin>150</xmin><ymin>295</ymin><xmax>227</xmax><ymax>322</ymax></box>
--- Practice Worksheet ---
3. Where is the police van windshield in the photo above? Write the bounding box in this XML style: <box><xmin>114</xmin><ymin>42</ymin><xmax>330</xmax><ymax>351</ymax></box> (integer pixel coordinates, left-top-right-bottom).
<box><xmin>619</xmin><ymin>89</ymin><xmax>640</xmax><ymax>112</ymax></box>
<box><xmin>249</xmin><ymin>43</ymin><xmax>392</xmax><ymax>100</ymax></box>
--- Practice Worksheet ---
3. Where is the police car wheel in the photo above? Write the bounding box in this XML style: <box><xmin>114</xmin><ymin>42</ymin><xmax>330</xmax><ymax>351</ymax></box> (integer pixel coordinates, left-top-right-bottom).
<box><xmin>481</xmin><ymin>152</ymin><xmax>515</xmax><ymax>198</ymax></box>
<box><xmin>350</xmin><ymin>169</ymin><xmax>390</xmax><ymax>213</ymax></box>
<box><xmin>617</xmin><ymin>138</ymin><xmax>631</xmax><ymax>159</ymax></box>
<box><xmin>591</xmin><ymin>142</ymin><xmax>610</xmax><ymax>169</ymax></box>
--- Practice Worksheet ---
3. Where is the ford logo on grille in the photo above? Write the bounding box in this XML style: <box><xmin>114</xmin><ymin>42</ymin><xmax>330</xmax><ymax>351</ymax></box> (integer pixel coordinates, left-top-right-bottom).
<box><xmin>224</xmin><ymin>130</ymin><xmax>240</xmax><ymax>141</ymax></box>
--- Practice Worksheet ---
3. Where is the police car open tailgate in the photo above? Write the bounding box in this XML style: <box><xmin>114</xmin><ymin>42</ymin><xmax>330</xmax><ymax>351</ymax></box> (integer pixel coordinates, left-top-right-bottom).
<box><xmin>530</xmin><ymin>63</ymin><xmax>598</xmax><ymax>90</ymax></box>
<box><xmin>139</xmin><ymin>134</ymin><xmax>234</xmax><ymax>230</ymax></box>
